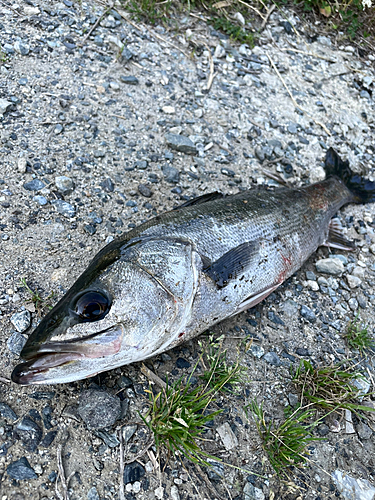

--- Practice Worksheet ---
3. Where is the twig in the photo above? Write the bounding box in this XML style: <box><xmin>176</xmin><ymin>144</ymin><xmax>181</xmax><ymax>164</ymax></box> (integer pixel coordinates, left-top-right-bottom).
<box><xmin>266</xmin><ymin>53</ymin><xmax>331</xmax><ymax>136</ymax></box>
<box><xmin>118</xmin><ymin>429</ymin><xmax>126</xmax><ymax>500</ymax></box>
<box><xmin>112</xmin><ymin>114</ymin><xmax>128</xmax><ymax>120</ymax></box>
<box><xmin>124</xmin><ymin>439</ymin><xmax>154</xmax><ymax>464</ymax></box>
<box><xmin>236</xmin><ymin>0</ymin><xmax>266</xmax><ymax>20</ymax></box>
<box><xmin>0</xmin><ymin>376</ymin><xmax>11</xmax><ymax>384</ymax></box>
<box><xmin>79</xmin><ymin>8</ymin><xmax>111</xmax><ymax>45</ymax></box>
<box><xmin>281</xmin><ymin>46</ymin><xmax>337</xmax><ymax>63</ymax></box>
<box><xmin>56</xmin><ymin>444</ymin><xmax>76</xmax><ymax>500</ymax></box>
<box><xmin>204</xmin><ymin>43</ymin><xmax>215</xmax><ymax>91</ymax></box>
<box><xmin>141</xmin><ymin>363</ymin><xmax>167</xmax><ymax>389</ymax></box>
<box><xmin>260</xmin><ymin>4</ymin><xmax>276</xmax><ymax>32</ymax></box>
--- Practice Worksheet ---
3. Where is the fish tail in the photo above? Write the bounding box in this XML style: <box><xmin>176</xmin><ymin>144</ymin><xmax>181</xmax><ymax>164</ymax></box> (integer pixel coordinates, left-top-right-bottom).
<box><xmin>325</xmin><ymin>148</ymin><xmax>375</xmax><ymax>204</ymax></box>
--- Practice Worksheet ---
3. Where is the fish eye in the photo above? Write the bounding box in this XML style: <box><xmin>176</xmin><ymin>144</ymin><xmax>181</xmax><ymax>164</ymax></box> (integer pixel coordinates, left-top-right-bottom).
<box><xmin>73</xmin><ymin>291</ymin><xmax>111</xmax><ymax>322</ymax></box>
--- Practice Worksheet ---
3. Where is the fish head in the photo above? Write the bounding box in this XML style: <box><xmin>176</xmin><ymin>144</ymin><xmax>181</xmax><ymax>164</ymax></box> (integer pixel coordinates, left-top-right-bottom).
<box><xmin>12</xmin><ymin>238</ymin><xmax>195</xmax><ymax>385</ymax></box>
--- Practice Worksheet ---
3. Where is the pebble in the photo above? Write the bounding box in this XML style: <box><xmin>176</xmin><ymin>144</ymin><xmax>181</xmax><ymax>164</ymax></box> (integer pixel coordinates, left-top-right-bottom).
<box><xmin>14</xmin><ymin>40</ymin><xmax>29</xmax><ymax>55</ymax></box>
<box><xmin>120</xmin><ymin>75</ymin><xmax>139</xmax><ymax>85</ymax></box>
<box><xmin>176</xmin><ymin>357</ymin><xmax>191</xmax><ymax>369</ymax></box>
<box><xmin>138</xmin><ymin>184</ymin><xmax>152</xmax><ymax>197</ymax></box>
<box><xmin>217</xmin><ymin>422</ymin><xmax>238</xmax><ymax>451</ymax></box>
<box><xmin>7</xmin><ymin>331</ymin><xmax>27</xmax><ymax>355</ymax></box>
<box><xmin>122</xmin><ymin>424</ymin><xmax>137</xmax><ymax>444</ymax></box>
<box><xmin>162</xmin><ymin>164</ymin><xmax>180</xmax><ymax>184</ymax></box>
<box><xmin>51</xmin><ymin>200</ymin><xmax>76</xmax><ymax>218</ymax></box>
<box><xmin>315</xmin><ymin>258</ymin><xmax>344</xmax><ymax>275</ymax></box>
<box><xmin>300</xmin><ymin>305</ymin><xmax>316</xmax><ymax>323</ymax></box>
<box><xmin>263</xmin><ymin>351</ymin><xmax>281</xmax><ymax>366</ymax></box>
<box><xmin>123</xmin><ymin>462</ymin><xmax>145</xmax><ymax>484</ymax></box>
<box><xmin>165</xmin><ymin>133</ymin><xmax>197</xmax><ymax>155</ymax></box>
<box><xmin>0</xmin><ymin>402</ymin><xmax>17</xmax><ymax>421</ymax></box>
<box><xmin>214</xmin><ymin>44</ymin><xmax>226</xmax><ymax>58</ymax></box>
<box><xmin>356</xmin><ymin>421</ymin><xmax>373</xmax><ymax>440</ymax></box>
<box><xmin>0</xmin><ymin>99</ymin><xmax>12</xmax><ymax>116</ymax></box>
<box><xmin>33</xmin><ymin>195</ymin><xmax>48</xmax><ymax>206</ymax></box>
<box><xmin>243</xmin><ymin>483</ymin><xmax>265</xmax><ymax>500</ymax></box>
<box><xmin>23</xmin><ymin>179</ymin><xmax>46</xmax><ymax>191</ymax></box>
<box><xmin>317</xmin><ymin>423</ymin><xmax>330</xmax><ymax>436</ymax></box>
<box><xmin>78</xmin><ymin>389</ymin><xmax>121</xmax><ymax>429</ymax></box>
<box><xmin>250</xmin><ymin>344</ymin><xmax>264</xmax><ymax>358</ymax></box>
<box><xmin>347</xmin><ymin>275</ymin><xmax>362</xmax><ymax>289</ymax></box>
<box><xmin>171</xmin><ymin>485</ymin><xmax>181</xmax><ymax>500</ymax></box>
<box><xmin>7</xmin><ymin>457</ymin><xmax>37</xmax><ymax>480</ymax></box>
<box><xmin>55</xmin><ymin>176</ymin><xmax>74</xmax><ymax>194</ymax></box>
<box><xmin>332</xmin><ymin>470</ymin><xmax>375</xmax><ymax>500</ymax></box>
<box><xmin>15</xmin><ymin>416</ymin><xmax>43</xmax><ymax>451</ymax></box>
<box><xmin>87</xmin><ymin>486</ymin><xmax>100</xmax><ymax>500</ymax></box>
<box><xmin>280</xmin><ymin>299</ymin><xmax>299</xmax><ymax>317</ymax></box>
<box><xmin>10</xmin><ymin>310</ymin><xmax>31</xmax><ymax>332</ymax></box>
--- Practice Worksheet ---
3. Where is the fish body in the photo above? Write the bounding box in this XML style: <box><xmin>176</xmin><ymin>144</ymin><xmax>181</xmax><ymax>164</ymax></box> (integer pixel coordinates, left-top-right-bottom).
<box><xmin>11</xmin><ymin>149</ymin><xmax>372</xmax><ymax>385</ymax></box>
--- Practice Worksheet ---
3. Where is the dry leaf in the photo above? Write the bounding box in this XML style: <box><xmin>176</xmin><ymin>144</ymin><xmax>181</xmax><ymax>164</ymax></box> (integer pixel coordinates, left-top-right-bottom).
<box><xmin>319</xmin><ymin>5</ymin><xmax>331</xmax><ymax>17</ymax></box>
<box><xmin>173</xmin><ymin>417</ymin><xmax>189</xmax><ymax>428</ymax></box>
<box><xmin>213</xmin><ymin>1</ymin><xmax>232</xmax><ymax>8</ymax></box>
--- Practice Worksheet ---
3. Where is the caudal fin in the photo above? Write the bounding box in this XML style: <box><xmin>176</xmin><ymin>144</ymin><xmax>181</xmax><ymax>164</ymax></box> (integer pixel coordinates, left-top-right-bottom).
<box><xmin>325</xmin><ymin>148</ymin><xmax>375</xmax><ymax>204</ymax></box>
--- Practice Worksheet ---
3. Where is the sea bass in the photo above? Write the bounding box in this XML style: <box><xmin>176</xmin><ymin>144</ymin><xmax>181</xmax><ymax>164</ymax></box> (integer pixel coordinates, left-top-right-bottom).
<box><xmin>11</xmin><ymin>149</ymin><xmax>375</xmax><ymax>385</ymax></box>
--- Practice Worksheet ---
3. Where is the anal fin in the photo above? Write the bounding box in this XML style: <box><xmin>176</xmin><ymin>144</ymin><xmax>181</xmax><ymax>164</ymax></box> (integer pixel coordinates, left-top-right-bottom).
<box><xmin>323</xmin><ymin>218</ymin><xmax>355</xmax><ymax>251</ymax></box>
<box><xmin>203</xmin><ymin>241</ymin><xmax>259</xmax><ymax>288</ymax></box>
<box><xmin>231</xmin><ymin>283</ymin><xmax>281</xmax><ymax>316</ymax></box>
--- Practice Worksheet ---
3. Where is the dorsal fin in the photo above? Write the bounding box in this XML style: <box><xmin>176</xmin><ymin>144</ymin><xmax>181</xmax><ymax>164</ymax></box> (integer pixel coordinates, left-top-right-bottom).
<box><xmin>173</xmin><ymin>192</ymin><xmax>224</xmax><ymax>210</ymax></box>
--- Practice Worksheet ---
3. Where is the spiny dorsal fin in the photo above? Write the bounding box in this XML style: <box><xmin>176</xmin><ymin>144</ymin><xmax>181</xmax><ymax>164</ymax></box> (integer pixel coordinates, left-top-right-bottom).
<box><xmin>323</xmin><ymin>218</ymin><xmax>356</xmax><ymax>251</ymax></box>
<box><xmin>173</xmin><ymin>192</ymin><xmax>224</xmax><ymax>210</ymax></box>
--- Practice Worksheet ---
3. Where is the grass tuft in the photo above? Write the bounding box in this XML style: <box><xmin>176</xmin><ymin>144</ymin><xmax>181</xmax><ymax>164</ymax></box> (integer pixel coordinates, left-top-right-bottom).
<box><xmin>248</xmin><ymin>399</ymin><xmax>317</xmax><ymax>477</ymax></box>
<box><xmin>292</xmin><ymin>360</ymin><xmax>374</xmax><ymax>413</ymax></box>
<box><xmin>199</xmin><ymin>336</ymin><xmax>246</xmax><ymax>393</ymax></box>
<box><xmin>346</xmin><ymin>315</ymin><xmax>375</xmax><ymax>355</ymax></box>
<box><xmin>19</xmin><ymin>278</ymin><xmax>55</xmax><ymax>315</ymax></box>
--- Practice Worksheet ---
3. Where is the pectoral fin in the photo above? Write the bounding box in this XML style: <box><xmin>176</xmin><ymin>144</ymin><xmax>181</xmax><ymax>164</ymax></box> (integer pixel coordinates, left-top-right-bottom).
<box><xmin>203</xmin><ymin>241</ymin><xmax>259</xmax><ymax>288</ymax></box>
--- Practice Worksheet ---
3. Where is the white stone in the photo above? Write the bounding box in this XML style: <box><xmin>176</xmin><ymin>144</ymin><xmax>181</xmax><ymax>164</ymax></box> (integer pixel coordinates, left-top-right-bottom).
<box><xmin>307</xmin><ymin>280</ymin><xmax>319</xmax><ymax>291</ymax></box>
<box><xmin>155</xmin><ymin>486</ymin><xmax>164</xmax><ymax>499</ymax></box>
<box><xmin>234</xmin><ymin>12</ymin><xmax>245</xmax><ymax>26</ymax></box>
<box><xmin>316</xmin><ymin>258</ymin><xmax>344</xmax><ymax>275</ymax></box>
<box><xmin>346</xmin><ymin>275</ymin><xmax>362</xmax><ymax>289</ymax></box>
<box><xmin>332</xmin><ymin>470</ymin><xmax>375</xmax><ymax>500</ymax></box>
<box><xmin>18</xmin><ymin>157</ymin><xmax>27</xmax><ymax>173</ymax></box>
<box><xmin>344</xmin><ymin>409</ymin><xmax>355</xmax><ymax>434</ymax></box>
<box><xmin>162</xmin><ymin>106</ymin><xmax>175</xmax><ymax>114</ymax></box>
<box><xmin>170</xmin><ymin>486</ymin><xmax>180</xmax><ymax>500</ymax></box>
<box><xmin>217</xmin><ymin>422</ymin><xmax>238</xmax><ymax>450</ymax></box>
<box><xmin>243</xmin><ymin>482</ymin><xmax>265</xmax><ymax>500</ymax></box>
<box><xmin>214</xmin><ymin>44</ymin><xmax>226</xmax><ymax>59</ymax></box>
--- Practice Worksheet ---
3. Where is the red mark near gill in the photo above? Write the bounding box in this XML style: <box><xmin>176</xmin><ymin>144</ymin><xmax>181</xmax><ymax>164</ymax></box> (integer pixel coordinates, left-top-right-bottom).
<box><xmin>178</xmin><ymin>332</ymin><xmax>185</xmax><ymax>338</ymax></box>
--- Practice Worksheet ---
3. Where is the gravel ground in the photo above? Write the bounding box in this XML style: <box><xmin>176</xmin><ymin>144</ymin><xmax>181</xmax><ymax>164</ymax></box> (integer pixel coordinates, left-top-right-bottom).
<box><xmin>1</xmin><ymin>1</ymin><xmax>375</xmax><ymax>499</ymax></box>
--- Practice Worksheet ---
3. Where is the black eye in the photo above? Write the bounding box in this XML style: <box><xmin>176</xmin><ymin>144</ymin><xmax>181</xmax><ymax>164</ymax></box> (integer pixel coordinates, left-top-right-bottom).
<box><xmin>74</xmin><ymin>291</ymin><xmax>110</xmax><ymax>322</ymax></box>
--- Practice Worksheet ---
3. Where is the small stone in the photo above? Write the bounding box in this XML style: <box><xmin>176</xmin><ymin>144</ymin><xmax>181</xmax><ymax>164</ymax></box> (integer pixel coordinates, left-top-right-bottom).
<box><xmin>171</xmin><ymin>485</ymin><xmax>180</xmax><ymax>500</ymax></box>
<box><xmin>100</xmin><ymin>178</ymin><xmax>115</xmax><ymax>193</ymax></box>
<box><xmin>7</xmin><ymin>332</ymin><xmax>27</xmax><ymax>355</ymax></box>
<box><xmin>307</xmin><ymin>280</ymin><xmax>319</xmax><ymax>291</ymax></box>
<box><xmin>348</xmin><ymin>298</ymin><xmax>358</xmax><ymax>311</ymax></box>
<box><xmin>10</xmin><ymin>310</ymin><xmax>31</xmax><ymax>332</ymax></box>
<box><xmin>357</xmin><ymin>421</ymin><xmax>373</xmax><ymax>440</ymax></box>
<box><xmin>40</xmin><ymin>430</ymin><xmax>58</xmax><ymax>448</ymax></box>
<box><xmin>250</xmin><ymin>344</ymin><xmax>264</xmax><ymax>358</ymax></box>
<box><xmin>316</xmin><ymin>258</ymin><xmax>344</xmax><ymax>275</ymax></box>
<box><xmin>0</xmin><ymin>402</ymin><xmax>17</xmax><ymax>421</ymax></box>
<box><xmin>280</xmin><ymin>299</ymin><xmax>299</xmax><ymax>317</ymax></box>
<box><xmin>138</xmin><ymin>184</ymin><xmax>152</xmax><ymax>197</ymax></box>
<box><xmin>217</xmin><ymin>422</ymin><xmax>238</xmax><ymax>451</ymax></box>
<box><xmin>93</xmin><ymin>150</ymin><xmax>106</xmax><ymax>158</ymax></box>
<box><xmin>33</xmin><ymin>195</ymin><xmax>48</xmax><ymax>206</ymax></box>
<box><xmin>122</xmin><ymin>424</ymin><xmax>137</xmax><ymax>444</ymax></box>
<box><xmin>109</xmin><ymin>81</ymin><xmax>120</xmax><ymax>90</ymax></box>
<box><xmin>254</xmin><ymin>146</ymin><xmax>265</xmax><ymax>162</ymax></box>
<box><xmin>344</xmin><ymin>409</ymin><xmax>355</xmax><ymax>434</ymax></box>
<box><xmin>54</xmin><ymin>124</ymin><xmax>63</xmax><ymax>135</ymax></box>
<box><xmin>23</xmin><ymin>179</ymin><xmax>46</xmax><ymax>191</ymax></box>
<box><xmin>332</xmin><ymin>470</ymin><xmax>375</xmax><ymax>500</ymax></box>
<box><xmin>295</xmin><ymin>347</ymin><xmax>310</xmax><ymax>356</ymax></box>
<box><xmin>162</xmin><ymin>106</ymin><xmax>175</xmax><ymax>114</ymax></box>
<box><xmin>233</xmin><ymin>12</ymin><xmax>245</xmax><ymax>25</ymax></box>
<box><xmin>18</xmin><ymin>157</ymin><xmax>27</xmax><ymax>173</ymax></box>
<box><xmin>267</xmin><ymin>311</ymin><xmax>284</xmax><ymax>325</ymax></box>
<box><xmin>87</xmin><ymin>486</ymin><xmax>100</xmax><ymax>500</ymax></box>
<box><xmin>55</xmin><ymin>176</ymin><xmax>74</xmax><ymax>195</ymax></box>
<box><xmin>300</xmin><ymin>305</ymin><xmax>316</xmax><ymax>323</ymax></box>
<box><xmin>264</xmin><ymin>351</ymin><xmax>281</xmax><ymax>366</ymax></box>
<box><xmin>120</xmin><ymin>75</ymin><xmax>139</xmax><ymax>85</ymax></box>
<box><xmin>84</xmin><ymin>224</ymin><xmax>96</xmax><ymax>235</ymax></box>
<box><xmin>123</xmin><ymin>462</ymin><xmax>145</xmax><ymax>484</ymax></box>
<box><xmin>162</xmin><ymin>164</ymin><xmax>180</xmax><ymax>184</ymax></box>
<box><xmin>165</xmin><ymin>133</ymin><xmax>197</xmax><ymax>155</ymax></box>
<box><xmin>347</xmin><ymin>275</ymin><xmax>362</xmax><ymax>289</ymax></box>
<box><xmin>51</xmin><ymin>200</ymin><xmax>76</xmax><ymax>218</ymax></box>
<box><xmin>7</xmin><ymin>457</ymin><xmax>37</xmax><ymax>480</ymax></box>
<box><xmin>317</xmin><ymin>423</ymin><xmax>330</xmax><ymax>436</ymax></box>
<box><xmin>352</xmin><ymin>376</ymin><xmax>371</xmax><ymax>396</ymax></box>
<box><xmin>306</xmin><ymin>271</ymin><xmax>316</xmax><ymax>281</ymax></box>
<box><xmin>15</xmin><ymin>417</ymin><xmax>43</xmax><ymax>452</ymax></box>
<box><xmin>136</xmin><ymin>160</ymin><xmax>148</xmax><ymax>170</ymax></box>
<box><xmin>0</xmin><ymin>99</ymin><xmax>12</xmax><ymax>116</ymax></box>
<box><xmin>95</xmin><ymin>430</ymin><xmax>120</xmax><ymax>448</ymax></box>
<box><xmin>214</xmin><ymin>44</ymin><xmax>226</xmax><ymax>58</ymax></box>
<box><xmin>155</xmin><ymin>486</ymin><xmax>164</xmax><ymax>499</ymax></box>
<box><xmin>14</xmin><ymin>41</ymin><xmax>29</xmax><ymax>55</ymax></box>
<box><xmin>243</xmin><ymin>482</ymin><xmax>265</xmax><ymax>500</ymax></box>
<box><xmin>176</xmin><ymin>358</ymin><xmax>191</xmax><ymax>369</ymax></box>
<box><xmin>78</xmin><ymin>389</ymin><xmax>121</xmax><ymax>429</ymax></box>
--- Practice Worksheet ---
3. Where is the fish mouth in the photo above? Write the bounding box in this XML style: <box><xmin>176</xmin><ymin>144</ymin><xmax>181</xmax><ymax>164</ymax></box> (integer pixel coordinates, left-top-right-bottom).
<box><xmin>12</xmin><ymin>325</ymin><xmax>125</xmax><ymax>385</ymax></box>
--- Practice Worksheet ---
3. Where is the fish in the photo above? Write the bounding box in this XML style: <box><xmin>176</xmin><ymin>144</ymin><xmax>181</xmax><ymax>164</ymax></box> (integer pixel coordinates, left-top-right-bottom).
<box><xmin>11</xmin><ymin>148</ymin><xmax>375</xmax><ymax>385</ymax></box>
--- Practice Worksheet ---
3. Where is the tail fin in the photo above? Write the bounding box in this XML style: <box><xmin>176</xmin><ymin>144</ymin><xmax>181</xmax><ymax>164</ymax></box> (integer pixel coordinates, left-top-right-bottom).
<box><xmin>325</xmin><ymin>148</ymin><xmax>375</xmax><ymax>203</ymax></box>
